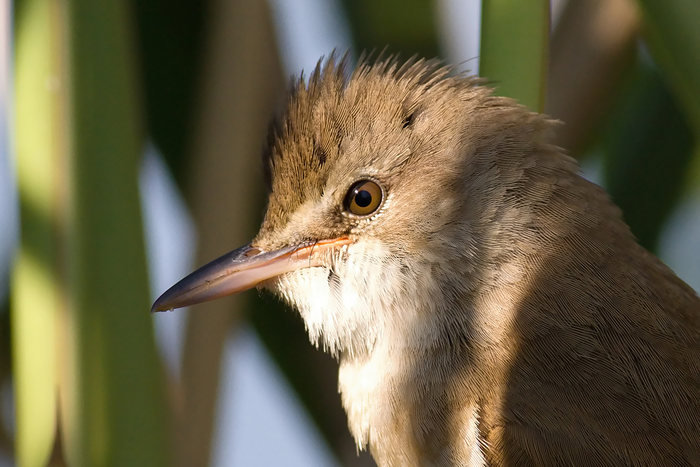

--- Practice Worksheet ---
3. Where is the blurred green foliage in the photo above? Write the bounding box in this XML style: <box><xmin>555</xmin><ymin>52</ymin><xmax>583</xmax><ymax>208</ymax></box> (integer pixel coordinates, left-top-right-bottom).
<box><xmin>13</xmin><ymin>0</ymin><xmax>169</xmax><ymax>465</ymax></box>
<box><xmin>6</xmin><ymin>0</ymin><xmax>700</xmax><ymax>466</ymax></box>
<box><xmin>635</xmin><ymin>0</ymin><xmax>700</xmax><ymax>133</ymax></box>
<box><xmin>132</xmin><ymin>0</ymin><xmax>211</xmax><ymax>190</ymax></box>
<box><xmin>602</xmin><ymin>61</ymin><xmax>696</xmax><ymax>252</ymax></box>
<box><xmin>340</xmin><ymin>0</ymin><xmax>440</xmax><ymax>59</ymax></box>
<box><xmin>66</xmin><ymin>0</ymin><xmax>170</xmax><ymax>464</ymax></box>
<box><xmin>480</xmin><ymin>0</ymin><xmax>549</xmax><ymax>111</ymax></box>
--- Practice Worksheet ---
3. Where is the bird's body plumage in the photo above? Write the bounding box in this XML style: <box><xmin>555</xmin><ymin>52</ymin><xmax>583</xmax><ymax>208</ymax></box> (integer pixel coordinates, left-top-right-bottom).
<box><xmin>155</xmin><ymin>55</ymin><xmax>700</xmax><ymax>466</ymax></box>
<box><xmin>257</xmin><ymin>56</ymin><xmax>700</xmax><ymax>466</ymax></box>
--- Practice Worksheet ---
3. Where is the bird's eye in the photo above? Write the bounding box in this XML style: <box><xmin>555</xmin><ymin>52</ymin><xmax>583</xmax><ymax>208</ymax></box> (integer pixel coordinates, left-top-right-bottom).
<box><xmin>344</xmin><ymin>180</ymin><xmax>383</xmax><ymax>216</ymax></box>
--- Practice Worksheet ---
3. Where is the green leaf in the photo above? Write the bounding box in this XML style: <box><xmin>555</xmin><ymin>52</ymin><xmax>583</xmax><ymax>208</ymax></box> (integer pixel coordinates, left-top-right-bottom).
<box><xmin>480</xmin><ymin>0</ymin><xmax>550</xmax><ymax>111</ymax></box>
<box><xmin>602</xmin><ymin>62</ymin><xmax>695</xmax><ymax>252</ymax></box>
<box><xmin>13</xmin><ymin>0</ymin><xmax>169</xmax><ymax>465</ymax></box>
<box><xmin>635</xmin><ymin>0</ymin><xmax>700</xmax><ymax>133</ymax></box>
<box><xmin>63</xmin><ymin>0</ymin><xmax>169</xmax><ymax>465</ymax></box>
<box><xmin>13</xmin><ymin>0</ymin><xmax>60</xmax><ymax>463</ymax></box>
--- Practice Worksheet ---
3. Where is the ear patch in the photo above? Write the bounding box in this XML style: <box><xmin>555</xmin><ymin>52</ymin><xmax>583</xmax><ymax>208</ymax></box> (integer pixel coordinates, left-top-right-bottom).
<box><xmin>313</xmin><ymin>143</ymin><xmax>328</xmax><ymax>167</ymax></box>
<box><xmin>402</xmin><ymin>112</ymin><xmax>416</xmax><ymax>129</ymax></box>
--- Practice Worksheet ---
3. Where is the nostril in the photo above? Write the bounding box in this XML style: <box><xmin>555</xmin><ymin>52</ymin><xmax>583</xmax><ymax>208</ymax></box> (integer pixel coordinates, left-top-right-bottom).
<box><xmin>245</xmin><ymin>247</ymin><xmax>262</xmax><ymax>257</ymax></box>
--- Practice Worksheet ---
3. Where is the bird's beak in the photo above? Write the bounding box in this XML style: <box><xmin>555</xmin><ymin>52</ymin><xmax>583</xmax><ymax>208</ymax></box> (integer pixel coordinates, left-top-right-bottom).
<box><xmin>151</xmin><ymin>237</ymin><xmax>353</xmax><ymax>313</ymax></box>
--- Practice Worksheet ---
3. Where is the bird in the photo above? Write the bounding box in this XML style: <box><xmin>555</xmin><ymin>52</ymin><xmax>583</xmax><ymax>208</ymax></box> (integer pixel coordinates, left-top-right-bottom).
<box><xmin>152</xmin><ymin>54</ymin><xmax>700</xmax><ymax>466</ymax></box>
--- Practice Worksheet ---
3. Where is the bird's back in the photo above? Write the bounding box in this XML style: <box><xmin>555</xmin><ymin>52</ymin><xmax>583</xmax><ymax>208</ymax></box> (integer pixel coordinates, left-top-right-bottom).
<box><xmin>475</xmin><ymin>165</ymin><xmax>700</xmax><ymax>466</ymax></box>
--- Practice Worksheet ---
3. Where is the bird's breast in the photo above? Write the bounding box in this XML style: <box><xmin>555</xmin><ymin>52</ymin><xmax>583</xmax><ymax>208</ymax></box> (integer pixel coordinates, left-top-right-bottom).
<box><xmin>338</xmin><ymin>344</ymin><xmax>488</xmax><ymax>467</ymax></box>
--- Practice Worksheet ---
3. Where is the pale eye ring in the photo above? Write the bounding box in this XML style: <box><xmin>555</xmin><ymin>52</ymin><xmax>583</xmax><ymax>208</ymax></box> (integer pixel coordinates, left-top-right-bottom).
<box><xmin>344</xmin><ymin>180</ymin><xmax>384</xmax><ymax>216</ymax></box>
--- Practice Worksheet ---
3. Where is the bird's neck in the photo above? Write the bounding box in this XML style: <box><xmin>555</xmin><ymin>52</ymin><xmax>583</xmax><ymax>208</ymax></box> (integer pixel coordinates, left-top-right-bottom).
<box><xmin>334</xmin><ymin>213</ymin><xmax>551</xmax><ymax>465</ymax></box>
<box><xmin>337</xmin><ymin>287</ymin><xmax>517</xmax><ymax>467</ymax></box>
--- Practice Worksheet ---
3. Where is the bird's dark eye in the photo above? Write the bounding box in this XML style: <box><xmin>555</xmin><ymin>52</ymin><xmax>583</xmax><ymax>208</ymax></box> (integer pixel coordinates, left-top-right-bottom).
<box><xmin>345</xmin><ymin>180</ymin><xmax>383</xmax><ymax>216</ymax></box>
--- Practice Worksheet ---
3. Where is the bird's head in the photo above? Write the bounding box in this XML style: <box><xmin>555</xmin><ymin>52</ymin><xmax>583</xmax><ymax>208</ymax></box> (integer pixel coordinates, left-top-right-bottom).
<box><xmin>152</xmin><ymin>54</ymin><xmax>570</xmax><ymax>358</ymax></box>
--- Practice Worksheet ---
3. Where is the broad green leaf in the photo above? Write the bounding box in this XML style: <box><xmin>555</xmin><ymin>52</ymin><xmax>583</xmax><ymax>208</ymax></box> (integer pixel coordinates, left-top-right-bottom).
<box><xmin>62</xmin><ymin>0</ymin><xmax>169</xmax><ymax>465</ymax></box>
<box><xmin>13</xmin><ymin>0</ymin><xmax>60</xmax><ymax>463</ymax></box>
<box><xmin>13</xmin><ymin>0</ymin><xmax>169</xmax><ymax>465</ymax></box>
